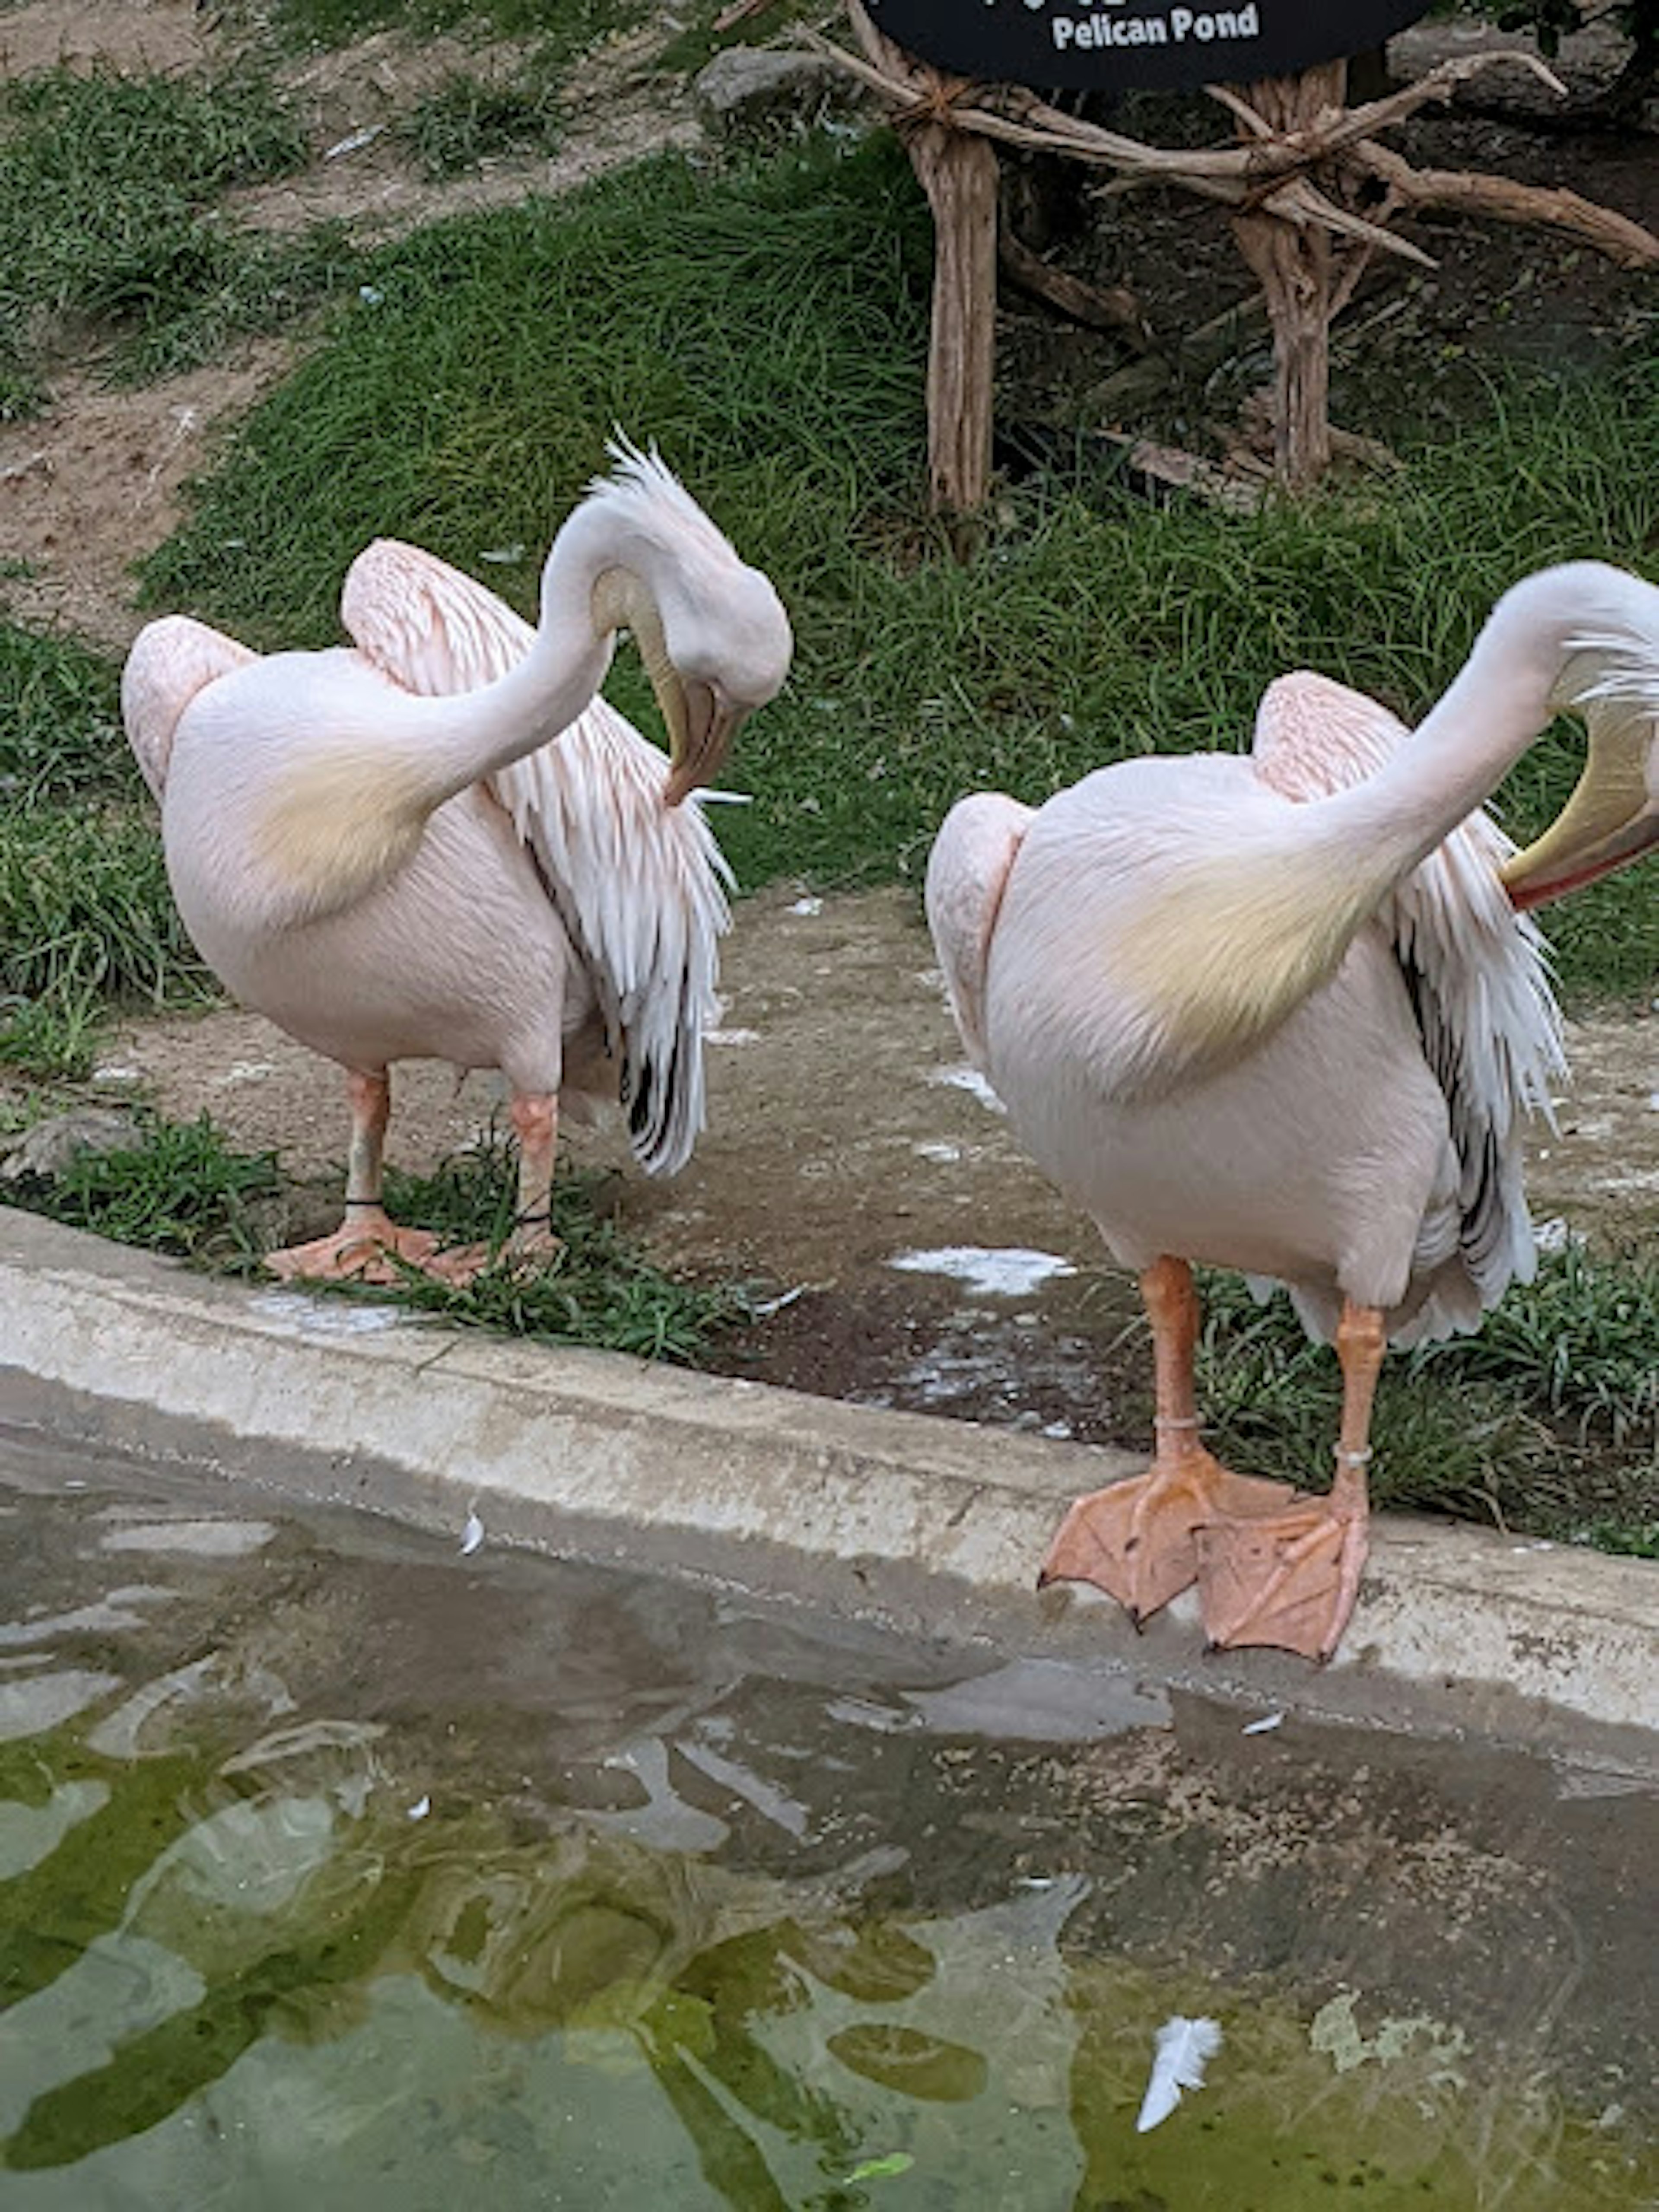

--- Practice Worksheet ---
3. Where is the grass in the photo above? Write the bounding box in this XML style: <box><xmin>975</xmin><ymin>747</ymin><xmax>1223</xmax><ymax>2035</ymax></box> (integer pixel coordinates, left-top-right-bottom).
<box><xmin>4</xmin><ymin>1113</ymin><xmax>736</xmax><ymax>1359</ymax></box>
<box><xmin>398</xmin><ymin>68</ymin><xmax>564</xmax><ymax>179</ymax></box>
<box><xmin>1193</xmin><ymin>1259</ymin><xmax>1658</xmax><ymax>1547</ymax></box>
<box><xmin>135</xmin><ymin>135</ymin><xmax>1657</xmax><ymax>1001</ymax></box>
<box><xmin>0</xmin><ymin>64</ymin><xmax>332</xmax><ymax>400</ymax></box>
<box><xmin>250</xmin><ymin>0</ymin><xmax>652</xmax><ymax>62</ymax></box>
<box><xmin>0</xmin><ymin>622</ymin><xmax>212</xmax><ymax>1078</ymax></box>
<box><xmin>379</xmin><ymin>1133</ymin><xmax>738</xmax><ymax>1358</ymax></box>
<box><xmin>9</xmin><ymin>1112</ymin><xmax>283</xmax><ymax>1263</ymax></box>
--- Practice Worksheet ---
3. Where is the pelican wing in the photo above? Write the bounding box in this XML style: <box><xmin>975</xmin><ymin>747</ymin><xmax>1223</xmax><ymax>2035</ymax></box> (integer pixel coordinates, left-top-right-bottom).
<box><xmin>925</xmin><ymin>791</ymin><xmax>1036</xmax><ymax>1066</ymax></box>
<box><xmin>121</xmin><ymin>615</ymin><xmax>257</xmax><ymax>801</ymax></box>
<box><xmin>342</xmin><ymin>538</ymin><xmax>731</xmax><ymax>1176</ymax></box>
<box><xmin>1252</xmin><ymin>672</ymin><xmax>1565</xmax><ymax>1319</ymax></box>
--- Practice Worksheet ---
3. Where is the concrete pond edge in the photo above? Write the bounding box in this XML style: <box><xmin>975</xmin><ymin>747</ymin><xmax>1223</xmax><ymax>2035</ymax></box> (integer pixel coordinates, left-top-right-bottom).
<box><xmin>2</xmin><ymin>1206</ymin><xmax>1654</xmax><ymax>1772</ymax></box>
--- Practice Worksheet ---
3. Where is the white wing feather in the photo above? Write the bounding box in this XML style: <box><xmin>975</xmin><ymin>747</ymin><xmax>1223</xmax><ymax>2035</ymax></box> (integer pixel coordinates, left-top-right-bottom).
<box><xmin>341</xmin><ymin>538</ymin><xmax>731</xmax><ymax>1176</ymax></box>
<box><xmin>1137</xmin><ymin>2014</ymin><xmax>1223</xmax><ymax>2133</ymax></box>
<box><xmin>925</xmin><ymin>791</ymin><xmax>1035</xmax><ymax>1067</ymax></box>
<box><xmin>1252</xmin><ymin>672</ymin><xmax>1566</xmax><ymax>1341</ymax></box>
<box><xmin>121</xmin><ymin>614</ymin><xmax>257</xmax><ymax>801</ymax></box>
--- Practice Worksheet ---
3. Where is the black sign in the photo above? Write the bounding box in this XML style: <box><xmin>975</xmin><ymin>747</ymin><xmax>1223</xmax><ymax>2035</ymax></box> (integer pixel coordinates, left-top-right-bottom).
<box><xmin>864</xmin><ymin>0</ymin><xmax>1433</xmax><ymax>93</ymax></box>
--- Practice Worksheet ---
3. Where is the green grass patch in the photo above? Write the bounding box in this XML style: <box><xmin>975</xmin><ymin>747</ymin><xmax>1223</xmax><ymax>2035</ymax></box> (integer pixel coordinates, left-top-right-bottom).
<box><xmin>1195</xmin><ymin>1254</ymin><xmax>1659</xmax><ymax>1551</ymax></box>
<box><xmin>0</xmin><ymin>621</ymin><xmax>211</xmax><ymax>1077</ymax></box>
<box><xmin>378</xmin><ymin>1134</ymin><xmax>737</xmax><ymax>1358</ymax></box>
<box><xmin>136</xmin><ymin>135</ymin><xmax>1656</xmax><ymax>1000</ymax></box>
<box><xmin>4</xmin><ymin>1113</ymin><xmax>735</xmax><ymax>1360</ymax></box>
<box><xmin>0</xmin><ymin>620</ymin><xmax>128</xmax><ymax>805</ymax></box>
<box><xmin>7</xmin><ymin>1112</ymin><xmax>282</xmax><ymax>1263</ymax></box>
<box><xmin>250</xmin><ymin>0</ymin><xmax>650</xmax><ymax>66</ymax></box>
<box><xmin>0</xmin><ymin>64</ymin><xmax>348</xmax><ymax>397</ymax></box>
<box><xmin>398</xmin><ymin>69</ymin><xmax>564</xmax><ymax>178</ymax></box>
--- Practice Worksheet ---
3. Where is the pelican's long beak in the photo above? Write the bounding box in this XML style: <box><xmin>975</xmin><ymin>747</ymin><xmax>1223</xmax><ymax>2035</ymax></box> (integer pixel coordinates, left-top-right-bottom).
<box><xmin>662</xmin><ymin>678</ymin><xmax>742</xmax><ymax>808</ymax></box>
<box><xmin>1501</xmin><ymin>737</ymin><xmax>1659</xmax><ymax>910</ymax></box>
<box><xmin>617</xmin><ymin>585</ymin><xmax>742</xmax><ymax>807</ymax></box>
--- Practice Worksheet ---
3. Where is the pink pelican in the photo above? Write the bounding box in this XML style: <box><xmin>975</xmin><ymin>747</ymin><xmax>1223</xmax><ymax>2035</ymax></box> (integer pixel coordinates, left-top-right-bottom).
<box><xmin>123</xmin><ymin>444</ymin><xmax>791</xmax><ymax>1282</ymax></box>
<box><xmin>926</xmin><ymin>561</ymin><xmax>1658</xmax><ymax>1661</ymax></box>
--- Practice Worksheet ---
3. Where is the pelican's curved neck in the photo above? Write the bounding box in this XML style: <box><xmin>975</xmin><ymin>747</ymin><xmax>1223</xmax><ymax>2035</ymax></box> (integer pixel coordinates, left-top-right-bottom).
<box><xmin>1106</xmin><ymin>564</ymin><xmax>1644</xmax><ymax>1096</ymax></box>
<box><xmin>253</xmin><ymin>490</ymin><xmax>644</xmax><ymax>923</ymax></box>
<box><xmin>406</xmin><ymin>496</ymin><xmax>631</xmax><ymax>811</ymax></box>
<box><xmin>1314</xmin><ymin>563</ymin><xmax>1627</xmax><ymax>886</ymax></box>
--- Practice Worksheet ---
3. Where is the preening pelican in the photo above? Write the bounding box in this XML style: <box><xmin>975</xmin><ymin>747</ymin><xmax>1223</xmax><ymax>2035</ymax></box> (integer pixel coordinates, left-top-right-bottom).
<box><xmin>926</xmin><ymin>561</ymin><xmax>1659</xmax><ymax>1662</ymax></box>
<box><xmin>123</xmin><ymin>444</ymin><xmax>792</xmax><ymax>1282</ymax></box>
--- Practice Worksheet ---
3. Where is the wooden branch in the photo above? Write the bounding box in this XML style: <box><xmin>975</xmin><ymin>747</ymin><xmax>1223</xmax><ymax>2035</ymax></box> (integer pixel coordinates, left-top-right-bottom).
<box><xmin>1099</xmin><ymin>433</ymin><xmax>1266</xmax><ymax>512</ymax></box>
<box><xmin>1078</xmin><ymin>289</ymin><xmax>1271</xmax><ymax>421</ymax></box>
<box><xmin>1353</xmin><ymin>141</ymin><xmax>1659</xmax><ymax>269</ymax></box>
<box><xmin>1231</xmin><ymin>67</ymin><xmax>1345</xmax><ymax>491</ymax></box>
<box><xmin>1257</xmin><ymin>175</ymin><xmax>1434</xmax><ymax>267</ymax></box>
<box><xmin>913</xmin><ymin>125</ymin><xmax>1001</xmax><ymax>510</ymax></box>
<box><xmin>712</xmin><ymin>0</ymin><xmax>782</xmax><ymax>30</ymax></box>
<box><xmin>1327</xmin><ymin>237</ymin><xmax>1380</xmax><ymax>321</ymax></box>
<box><xmin>998</xmin><ymin>228</ymin><xmax>1153</xmax><ymax>347</ymax></box>
<box><xmin>1208</xmin><ymin>83</ymin><xmax>1275</xmax><ymax>140</ymax></box>
<box><xmin>1313</xmin><ymin>48</ymin><xmax>1567</xmax><ymax>155</ymax></box>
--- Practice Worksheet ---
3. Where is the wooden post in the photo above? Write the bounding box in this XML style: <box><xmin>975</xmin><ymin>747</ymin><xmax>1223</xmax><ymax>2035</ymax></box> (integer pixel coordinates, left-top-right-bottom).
<box><xmin>847</xmin><ymin>6</ymin><xmax>1000</xmax><ymax>516</ymax></box>
<box><xmin>908</xmin><ymin>120</ymin><xmax>1000</xmax><ymax>514</ymax></box>
<box><xmin>1230</xmin><ymin>61</ymin><xmax>1346</xmax><ymax>492</ymax></box>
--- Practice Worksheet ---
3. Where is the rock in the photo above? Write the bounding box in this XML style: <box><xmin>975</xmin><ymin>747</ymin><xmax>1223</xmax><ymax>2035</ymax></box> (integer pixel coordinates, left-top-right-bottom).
<box><xmin>692</xmin><ymin>48</ymin><xmax>854</xmax><ymax>135</ymax></box>
<box><xmin>0</xmin><ymin>1109</ymin><xmax>141</xmax><ymax>1183</ymax></box>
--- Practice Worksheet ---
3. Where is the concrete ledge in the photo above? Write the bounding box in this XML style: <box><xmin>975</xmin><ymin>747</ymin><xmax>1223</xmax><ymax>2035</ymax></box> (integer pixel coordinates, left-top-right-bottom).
<box><xmin>3</xmin><ymin>1207</ymin><xmax>1655</xmax><ymax>1768</ymax></box>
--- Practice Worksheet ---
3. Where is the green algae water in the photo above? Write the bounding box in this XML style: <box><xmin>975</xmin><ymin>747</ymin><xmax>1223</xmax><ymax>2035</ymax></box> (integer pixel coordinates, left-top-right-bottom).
<box><xmin>2</xmin><ymin>1421</ymin><xmax>1655</xmax><ymax>2210</ymax></box>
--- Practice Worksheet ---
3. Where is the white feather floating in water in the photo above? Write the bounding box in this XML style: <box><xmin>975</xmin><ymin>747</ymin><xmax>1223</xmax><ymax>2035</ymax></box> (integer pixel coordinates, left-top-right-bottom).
<box><xmin>1136</xmin><ymin>2015</ymin><xmax>1223</xmax><ymax>2133</ymax></box>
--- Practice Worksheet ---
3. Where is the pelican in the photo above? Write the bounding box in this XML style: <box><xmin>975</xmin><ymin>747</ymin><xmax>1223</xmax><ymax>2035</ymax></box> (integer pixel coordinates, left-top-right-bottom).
<box><xmin>122</xmin><ymin>444</ymin><xmax>792</xmax><ymax>1282</ymax></box>
<box><xmin>926</xmin><ymin>561</ymin><xmax>1658</xmax><ymax>1662</ymax></box>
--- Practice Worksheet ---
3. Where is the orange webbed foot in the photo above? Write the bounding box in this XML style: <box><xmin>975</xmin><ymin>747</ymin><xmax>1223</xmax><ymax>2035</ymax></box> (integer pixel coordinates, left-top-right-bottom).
<box><xmin>265</xmin><ymin>1211</ymin><xmax>483</xmax><ymax>1288</ymax></box>
<box><xmin>1041</xmin><ymin>1450</ymin><xmax>1297</xmax><ymax>1627</ymax></box>
<box><xmin>1196</xmin><ymin>1491</ymin><xmax>1370</xmax><ymax>1662</ymax></box>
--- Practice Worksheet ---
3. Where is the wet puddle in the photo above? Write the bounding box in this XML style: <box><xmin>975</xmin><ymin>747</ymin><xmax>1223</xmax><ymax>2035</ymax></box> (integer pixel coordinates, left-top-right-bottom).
<box><xmin>1</xmin><ymin>1422</ymin><xmax>1655</xmax><ymax>2209</ymax></box>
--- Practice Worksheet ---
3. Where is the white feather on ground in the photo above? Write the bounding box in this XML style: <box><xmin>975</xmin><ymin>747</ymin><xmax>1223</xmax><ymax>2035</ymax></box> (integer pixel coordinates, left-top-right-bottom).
<box><xmin>1137</xmin><ymin>2014</ymin><xmax>1224</xmax><ymax>2133</ymax></box>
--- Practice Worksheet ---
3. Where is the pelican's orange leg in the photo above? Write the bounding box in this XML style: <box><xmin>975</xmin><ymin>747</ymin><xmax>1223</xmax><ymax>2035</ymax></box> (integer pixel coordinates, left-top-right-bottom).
<box><xmin>1197</xmin><ymin>1299</ymin><xmax>1381</xmax><ymax>1662</ymax></box>
<box><xmin>1040</xmin><ymin>1257</ymin><xmax>1296</xmax><ymax>1625</ymax></box>
<box><xmin>506</xmin><ymin>1093</ymin><xmax>564</xmax><ymax>1265</ymax></box>
<box><xmin>266</xmin><ymin>1069</ymin><xmax>477</xmax><ymax>1286</ymax></box>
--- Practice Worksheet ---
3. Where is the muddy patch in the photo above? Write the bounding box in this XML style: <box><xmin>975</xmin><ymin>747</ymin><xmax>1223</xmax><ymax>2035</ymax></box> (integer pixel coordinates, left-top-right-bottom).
<box><xmin>229</xmin><ymin>25</ymin><xmax>699</xmax><ymax>239</ymax></box>
<box><xmin>0</xmin><ymin>351</ymin><xmax>292</xmax><ymax>651</ymax></box>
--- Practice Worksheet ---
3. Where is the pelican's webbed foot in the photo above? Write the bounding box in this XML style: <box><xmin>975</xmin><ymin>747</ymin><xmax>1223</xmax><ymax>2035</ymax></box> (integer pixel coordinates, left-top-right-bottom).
<box><xmin>266</xmin><ymin>1209</ymin><xmax>481</xmax><ymax>1287</ymax></box>
<box><xmin>1196</xmin><ymin>1466</ymin><xmax>1371</xmax><ymax>1663</ymax></box>
<box><xmin>1041</xmin><ymin>1445</ymin><xmax>1297</xmax><ymax>1627</ymax></box>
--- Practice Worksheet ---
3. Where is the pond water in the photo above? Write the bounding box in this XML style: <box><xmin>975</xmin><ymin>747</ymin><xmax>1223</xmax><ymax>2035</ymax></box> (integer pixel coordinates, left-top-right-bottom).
<box><xmin>1</xmin><ymin>1419</ymin><xmax>1655</xmax><ymax>2210</ymax></box>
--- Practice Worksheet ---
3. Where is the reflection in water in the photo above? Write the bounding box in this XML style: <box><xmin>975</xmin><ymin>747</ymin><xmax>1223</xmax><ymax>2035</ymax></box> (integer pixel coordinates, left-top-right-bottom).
<box><xmin>1</xmin><ymin>1458</ymin><xmax>1656</xmax><ymax>2209</ymax></box>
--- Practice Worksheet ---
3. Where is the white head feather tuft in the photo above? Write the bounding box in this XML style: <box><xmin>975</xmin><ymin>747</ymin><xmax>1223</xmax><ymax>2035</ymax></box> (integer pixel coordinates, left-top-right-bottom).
<box><xmin>591</xmin><ymin>433</ymin><xmax>741</xmax><ymax>565</ymax></box>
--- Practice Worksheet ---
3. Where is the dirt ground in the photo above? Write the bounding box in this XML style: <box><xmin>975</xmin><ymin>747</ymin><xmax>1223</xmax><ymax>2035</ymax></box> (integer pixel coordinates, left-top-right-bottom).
<box><xmin>2</xmin><ymin>3</ymin><xmax>1655</xmax><ymax>1442</ymax></box>
<box><xmin>84</xmin><ymin>887</ymin><xmax>1659</xmax><ymax>1442</ymax></box>
<box><xmin>0</xmin><ymin>2</ymin><xmax>695</xmax><ymax>650</ymax></box>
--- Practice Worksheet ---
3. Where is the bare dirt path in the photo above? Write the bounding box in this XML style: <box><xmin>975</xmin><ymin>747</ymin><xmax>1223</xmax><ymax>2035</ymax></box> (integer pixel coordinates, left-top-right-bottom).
<box><xmin>0</xmin><ymin>6</ymin><xmax>695</xmax><ymax>651</ymax></box>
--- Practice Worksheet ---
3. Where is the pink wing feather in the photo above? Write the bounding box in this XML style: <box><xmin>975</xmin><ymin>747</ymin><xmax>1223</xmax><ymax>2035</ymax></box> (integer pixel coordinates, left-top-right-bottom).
<box><xmin>925</xmin><ymin>791</ymin><xmax>1035</xmax><ymax>1067</ymax></box>
<box><xmin>121</xmin><ymin>615</ymin><xmax>257</xmax><ymax>801</ymax></box>
<box><xmin>340</xmin><ymin>539</ymin><xmax>731</xmax><ymax>1176</ymax></box>
<box><xmin>1252</xmin><ymin>671</ymin><xmax>1565</xmax><ymax>1332</ymax></box>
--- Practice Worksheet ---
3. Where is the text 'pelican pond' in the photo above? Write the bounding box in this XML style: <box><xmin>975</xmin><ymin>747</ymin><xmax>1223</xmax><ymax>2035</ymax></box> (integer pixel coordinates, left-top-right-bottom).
<box><xmin>862</xmin><ymin>0</ymin><xmax>1434</xmax><ymax>91</ymax></box>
